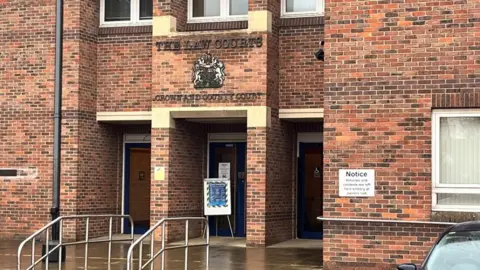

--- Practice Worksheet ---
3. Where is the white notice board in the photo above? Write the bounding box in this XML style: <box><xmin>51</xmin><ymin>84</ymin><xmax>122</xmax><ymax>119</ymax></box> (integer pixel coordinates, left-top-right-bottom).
<box><xmin>218</xmin><ymin>163</ymin><xmax>230</xmax><ymax>179</ymax></box>
<box><xmin>339</xmin><ymin>169</ymin><xmax>375</xmax><ymax>197</ymax></box>
<box><xmin>204</xmin><ymin>178</ymin><xmax>232</xmax><ymax>216</ymax></box>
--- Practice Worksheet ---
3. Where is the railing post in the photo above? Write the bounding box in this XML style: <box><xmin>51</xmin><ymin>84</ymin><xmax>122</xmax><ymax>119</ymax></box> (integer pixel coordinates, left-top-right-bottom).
<box><xmin>58</xmin><ymin>219</ymin><xmax>63</xmax><ymax>270</ymax></box>
<box><xmin>139</xmin><ymin>240</ymin><xmax>143</xmax><ymax>270</ymax></box>
<box><xmin>45</xmin><ymin>229</ymin><xmax>50</xmax><ymax>270</ymax></box>
<box><xmin>84</xmin><ymin>217</ymin><xmax>89</xmax><ymax>269</ymax></box>
<box><xmin>31</xmin><ymin>237</ymin><xmax>35</xmax><ymax>270</ymax></box>
<box><xmin>161</xmin><ymin>222</ymin><xmax>166</xmax><ymax>270</ymax></box>
<box><xmin>150</xmin><ymin>231</ymin><xmax>155</xmax><ymax>270</ymax></box>
<box><xmin>108</xmin><ymin>217</ymin><xmax>113</xmax><ymax>270</ymax></box>
<box><xmin>206</xmin><ymin>219</ymin><xmax>210</xmax><ymax>270</ymax></box>
<box><xmin>184</xmin><ymin>220</ymin><xmax>189</xmax><ymax>270</ymax></box>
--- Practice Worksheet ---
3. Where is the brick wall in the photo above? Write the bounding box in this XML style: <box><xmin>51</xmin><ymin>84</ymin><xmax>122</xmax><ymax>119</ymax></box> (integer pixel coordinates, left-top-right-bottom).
<box><xmin>150</xmin><ymin>120</ymin><xmax>205</xmax><ymax>242</ymax></box>
<box><xmin>266</xmin><ymin>110</ymin><xmax>295</xmax><ymax>245</ymax></box>
<box><xmin>280</xmin><ymin>23</ymin><xmax>324</xmax><ymax>109</ymax></box>
<box><xmin>97</xmin><ymin>30</ymin><xmax>152</xmax><ymax>112</ymax></box>
<box><xmin>0</xmin><ymin>0</ymin><xmax>56</xmax><ymax>239</ymax></box>
<box><xmin>324</xmin><ymin>0</ymin><xmax>479</xmax><ymax>268</ymax></box>
<box><xmin>246</xmin><ymin>127</ymin><xmax>268</xmax><ymax>246</ymax></box>
<box><xmin>152</xmin><ymin>33</ymin><xmax>269</xmax><ymax>109</ymax></box>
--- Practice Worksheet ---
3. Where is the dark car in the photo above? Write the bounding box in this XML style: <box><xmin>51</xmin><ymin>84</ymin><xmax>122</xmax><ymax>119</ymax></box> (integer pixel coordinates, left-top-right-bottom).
<box><xmin>398</xmin><ymin>221</ymin><xmax>480</xmax><ymax>270</ymax></box>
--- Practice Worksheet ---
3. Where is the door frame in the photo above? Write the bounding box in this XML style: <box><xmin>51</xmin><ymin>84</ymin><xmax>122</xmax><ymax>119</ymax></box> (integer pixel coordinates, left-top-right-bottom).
<box><xmin>207</xmin><ymin>133</ymin><xmax>247</xmax><ymax>237</ymax></box>
<box><xmin>122</xmin><ymin>134</ymin><xmax>151</xmax><ymax>234</ymax></box>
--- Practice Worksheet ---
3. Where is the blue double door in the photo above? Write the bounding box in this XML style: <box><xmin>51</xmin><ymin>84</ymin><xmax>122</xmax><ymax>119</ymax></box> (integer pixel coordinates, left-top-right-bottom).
<box><xmin>208</xmin><ymin>142</ymin><xmax>246</xmax><ymax>237</ymax></box>
<box><xmin>298</xmin><ymin>143</ymin><xmax>323</xmax><ymax>239</ymax></box>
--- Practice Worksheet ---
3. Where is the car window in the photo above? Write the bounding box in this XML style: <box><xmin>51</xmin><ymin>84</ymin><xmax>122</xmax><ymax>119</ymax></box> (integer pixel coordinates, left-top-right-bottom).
<box><xmin>424</xmin><ymin>231</ymin><xmax>480</xmax><ymax>270</ymax></box>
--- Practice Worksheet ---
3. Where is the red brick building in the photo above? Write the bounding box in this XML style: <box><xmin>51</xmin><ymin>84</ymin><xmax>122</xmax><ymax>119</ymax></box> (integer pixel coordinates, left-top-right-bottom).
<box><xmin>0</xmin><ymin>0</ymin><xmax>478</xmax><ymax>269</ymax></box>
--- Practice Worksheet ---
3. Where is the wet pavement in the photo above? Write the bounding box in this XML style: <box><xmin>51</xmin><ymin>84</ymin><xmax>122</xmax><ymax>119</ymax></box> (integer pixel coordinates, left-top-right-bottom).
<box><xmin>3</xmin><ymin>240</ymin><xmax>323</xmax><ymax>270</ymax></box>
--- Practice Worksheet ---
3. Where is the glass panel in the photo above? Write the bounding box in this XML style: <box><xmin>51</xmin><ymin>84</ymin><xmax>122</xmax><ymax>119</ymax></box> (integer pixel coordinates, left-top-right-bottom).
<box><xmin>105</xmin><ymin>0</ymin><xmax>131</xmax><ymax>22</ymax></box>
<box><xmin>286</xmin><ymin>0</ymin><xmax>316</xmax><ymax>13</ymax></box>
<box><xmin>213</xmin><ymin>146</ymin><xmax>237</xmax><ymax>233</ymax></box>
<box><xmin>139</xmin><ymin>0</ymin><xmax>153</xmax><ymax>20</ymax></box>
<box><xmin>439</xmin><ymin>117</ymin><xmax>480</xmax><ymax>185</ymax></box>
<box><xmin>424</xmin><ymin>231</ymin><xmax>480</xmax><ymax>270</ymax></box>
<box><xmin>230</xmin><ymin>0</ymin><xmax>248</xmax><ymax>16</ymax></box>
<box><xmin>437</xmin><ymin>193</ymin><xmax>480</xmax><ymax>206</ymax></box>
<box><xmin>193</xmin><ymin>0</ymin><xmax>221</xmax><ymax>17</ymax></box>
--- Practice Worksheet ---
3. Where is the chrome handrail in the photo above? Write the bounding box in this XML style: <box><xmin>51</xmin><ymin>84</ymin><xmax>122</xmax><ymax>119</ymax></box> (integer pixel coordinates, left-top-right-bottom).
<box><xmin>17</xmin><ymin>214</ymin><xmax>134</xmax><ymax>270</ymax></box>
<box><xmin>126</xmin><ymin>217</ymin><xmax>209</xmax><ymax>270</ymax></box>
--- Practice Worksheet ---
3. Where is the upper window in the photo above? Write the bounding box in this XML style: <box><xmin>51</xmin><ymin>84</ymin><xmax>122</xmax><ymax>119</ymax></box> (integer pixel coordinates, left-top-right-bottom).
<box><xmin>100</xmin><ymin>0</ymin><xmax>152</xmax><ymax>27</ymax></box>
<box><xmin>433</xmin><ymin>110</ymin><xmax>480</xmax><ymax>212</ymax></box>
<box><xmin>188</xmin><ymin>0</ymin><xmax>248</xmax><ymax>23</ymax></box>
<box><xmin>281</xmin><ymin>0</ymin><xmax>324</xmax><ymax>17</ymax></box>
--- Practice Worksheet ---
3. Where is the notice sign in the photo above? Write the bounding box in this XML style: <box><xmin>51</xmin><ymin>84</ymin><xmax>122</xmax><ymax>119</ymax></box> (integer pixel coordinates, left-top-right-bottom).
<box><xmin>339</xmin><ymin>169</ymin><xmax>375</xmax><ymax>197</ymax></box>
<box><xmin>204</xmin><ymin>179</ymin><xmax>232</xmax><ymax>216</ymax></box>
<box><xmin>218</xmin><ymin>163</ymin><xmax>230</xmax><ymax>179</ymax></box>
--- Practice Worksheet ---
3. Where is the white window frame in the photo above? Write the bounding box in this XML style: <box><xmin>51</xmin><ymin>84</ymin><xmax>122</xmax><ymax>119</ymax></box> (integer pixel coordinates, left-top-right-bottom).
<box><xmin>281</xmin><ymin>0</ymin><xmax>324</xmax><ymax>18</ymax></box>
<box><xmin>100</xmin><ymin>0</ymin><xmax>152</xmax><ymax>28</ymax></box>
<box><xmin>188</xmin><ymin>0</ymin><xmax>248</xmax><ymax>23</ymax></box>
<box><xmin>432</xmin><ymin>109</ymin><xmax>480</xmax><ymax>212</ymax></box>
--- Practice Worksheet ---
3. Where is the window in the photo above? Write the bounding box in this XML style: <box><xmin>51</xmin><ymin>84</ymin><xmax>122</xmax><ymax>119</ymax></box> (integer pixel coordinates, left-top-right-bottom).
<box><xmin>433</xmin><ymin>110</ymin><xmax>480</xmax><ymax>211</ymax></box>
<box><xmin>188</xmin><ymin>0</ymin><xmax>248</xmax><ymax>23</ymax></box>
<box><xmin>281</xmin><ymin>0</ymin><xmax>324</xmax><ymax>17</ymax></box>
<box><xmin>100</xmin><ymin>0</ymin><xmax>152</xmax><ymax>27</ymax></box>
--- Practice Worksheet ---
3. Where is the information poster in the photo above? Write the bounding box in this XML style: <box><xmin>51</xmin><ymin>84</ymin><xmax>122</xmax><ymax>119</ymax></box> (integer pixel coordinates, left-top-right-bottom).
<box><xmin>204</xmin><ymin>178</ymin><xmax>232</xmax><ymax>216</ymax></box>
<box><xmin>218</xmin><ymin>163</ymin><xmax>230</xmax><ymax>179</ymax></box>
<box><xmin>339</xmin><ymin>169</ymin><xmax>375</xmax><ymax>197</ymax></box>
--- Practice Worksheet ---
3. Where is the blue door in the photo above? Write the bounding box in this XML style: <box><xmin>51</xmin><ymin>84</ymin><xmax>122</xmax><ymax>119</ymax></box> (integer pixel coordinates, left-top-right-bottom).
<box><xmin>298</xmin><ymin>143</ymin><xmax>323</xmax><ymax>239</ymax></box>
<box><xmin>208</xmin><ymin>142</ymin><xmax>246</xmax><ymax>237</ymax></box>
<box><xmin>124</xmin><ymin>143</ymin><xmax>151</xmax><ymax>235</ymax></box>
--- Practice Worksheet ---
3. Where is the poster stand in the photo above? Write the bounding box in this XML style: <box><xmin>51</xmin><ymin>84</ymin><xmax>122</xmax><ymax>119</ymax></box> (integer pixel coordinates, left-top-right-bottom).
<box><xmin>203</xmin><ymin>178</ymin><xmax>234</xmax><ymax>239</ymax></box>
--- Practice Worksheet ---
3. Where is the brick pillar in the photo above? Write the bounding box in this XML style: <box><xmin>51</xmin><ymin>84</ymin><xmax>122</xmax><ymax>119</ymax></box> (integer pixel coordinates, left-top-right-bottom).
<box><xmin>153</xmin><ymin>0</ymin><xmax>187</xmax><ymax>32</ymax></box>
<box><xmin>150</xmin><ymin>121</ymin><xmax>205</xmax><ymax>242</ymax></box>
<box><xmin>247</xmin><ymin>109</ymin><xmax>294</xmax><ymax>247</ymax></box>
<box><xmin>265</xmin><ymin>110</ymin><xmax>294</xmax><ymax>245</ymax></box>
<box><xmin>58</xmin><ymin>0</ymin><xmax>121</xmax><ymax>240</ymax></box>
<box><xmin>246</xmin><ymin>127</ymin><xmax>268</xmax><ymax>246</ymax></box>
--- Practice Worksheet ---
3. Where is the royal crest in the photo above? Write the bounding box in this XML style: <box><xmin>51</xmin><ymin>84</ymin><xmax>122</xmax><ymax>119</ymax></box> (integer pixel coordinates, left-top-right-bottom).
<box><xmin>192</xmin><ymin>53</ymin><xmax>226</xmax><ymax>89</ymax></box>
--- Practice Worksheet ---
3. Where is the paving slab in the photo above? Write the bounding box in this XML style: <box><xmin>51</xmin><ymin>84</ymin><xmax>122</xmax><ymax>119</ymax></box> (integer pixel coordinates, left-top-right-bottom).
<box><xmin>3</xmin><ymin>239</ymin><xmax>323</xmax><ymax>270</ymax></box>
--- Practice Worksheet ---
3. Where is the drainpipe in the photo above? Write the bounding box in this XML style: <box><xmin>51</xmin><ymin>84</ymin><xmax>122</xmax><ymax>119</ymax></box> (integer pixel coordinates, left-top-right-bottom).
<box><xmin>51</xmin><ymin>0</ymin><xmax>63</xmax><ymax>243</ymax></box>
<box><xmin>42</xmin><ymin>0</ymin><xmax>66</xmax><ymax>263</ymax></box>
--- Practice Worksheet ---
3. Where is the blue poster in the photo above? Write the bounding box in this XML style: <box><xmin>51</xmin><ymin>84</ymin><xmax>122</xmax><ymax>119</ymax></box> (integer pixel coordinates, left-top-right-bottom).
<box><xmin>208</xmin><ymin>182</ymin><xmax>228</xmax><ymax>208</ymax></box>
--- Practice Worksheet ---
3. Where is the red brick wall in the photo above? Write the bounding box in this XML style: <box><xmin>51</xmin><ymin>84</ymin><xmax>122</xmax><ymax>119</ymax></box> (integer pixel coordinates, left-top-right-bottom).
<box><xmin>0</xmin><ymin>0</ymin><xmax>56</xmax><ymax>239</ymax></box>
<box><xmin>280</xmin><ymin>24</ymin><xmax>324</xmax><ymax>109</ymax></box>
<box><xmin>97</xmin><ymin>31</ymin><xmax>152</xmax><ymax>112</ymax></box>
<box><xmin>152</xmin><ymin>33</ymin><xmax>269</xmax><ymax>109</ymax></box>
<box><xmin>246</xmin><ymin>127</ymin><xmax>268</xmax><ymax>246</ymax></box>
<box><xmin>154</xmin><ymin>0</ymin><xmax>187</xmax><ymax>29</ymax></box>
<box><xmin>324</xmin><ymin>0</ymin><xmax>479</xmax><ymax>268</ymax></box>
<box><xmin>266</xmin><ymin>110</ymin><xmax>295</xmax><ymax>244</ymax></box>
<box><xmin>150</xmin><ymin>121</ymin><xmax>205</xmax><ymax>242</ymax></box>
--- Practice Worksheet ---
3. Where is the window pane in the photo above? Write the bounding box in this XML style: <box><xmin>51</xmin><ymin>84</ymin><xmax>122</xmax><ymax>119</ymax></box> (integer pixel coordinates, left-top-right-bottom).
<box><xmin>286</xmin><ymin>0</ymin><xmax>317</xmax><ymax>13</ymax></box>
<box><xmin>230</xmin><ymin>0</ymin><xmax>248</xmax><ymax>16</ymax></box>
<box><xmin>140</xmin><ymin>0</ymin><xmax>152</xmax><ymax>20</ymax></box>
<box><xmin>105</xmin><ymin>0</ymin><xmax>131</xmax><ymax>22</ymax></box>
<box><xmin>438</xmin><ymin>193</ymin><xmax>480</xmax><ymax>205</ymax></box>
<box><xmin>440</xmin><ymin>117</ymin><xmax>480</xmax><ymax>185</ymax></box>
<box><xmin>193</xmin><ymin>0</ymin><xmax>221</xmax><ymax>17</ymax></box>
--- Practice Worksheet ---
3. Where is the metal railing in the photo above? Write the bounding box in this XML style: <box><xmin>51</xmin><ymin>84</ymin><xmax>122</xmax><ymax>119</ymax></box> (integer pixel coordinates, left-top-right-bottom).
<box><xmin>127</xmin><ymin>217</ymin><xmax>209</xmax><ymax>270</ymax></box>
<box><xmin>317</xmin><ymin>216</ymin><xmax>457</xmax><ymax>226</ymax></box>
<box><xmin>17</xmin><ymin>214</ymin><xmax>134</xmax><ymax>270</ymax></box>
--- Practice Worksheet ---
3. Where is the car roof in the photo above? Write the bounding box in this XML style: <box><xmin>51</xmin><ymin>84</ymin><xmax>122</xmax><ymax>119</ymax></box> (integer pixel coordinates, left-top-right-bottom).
<box><xmin>449</xmin><ymin>221</ymin><xmax>480</xmax><ymax>232</ymax></box>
